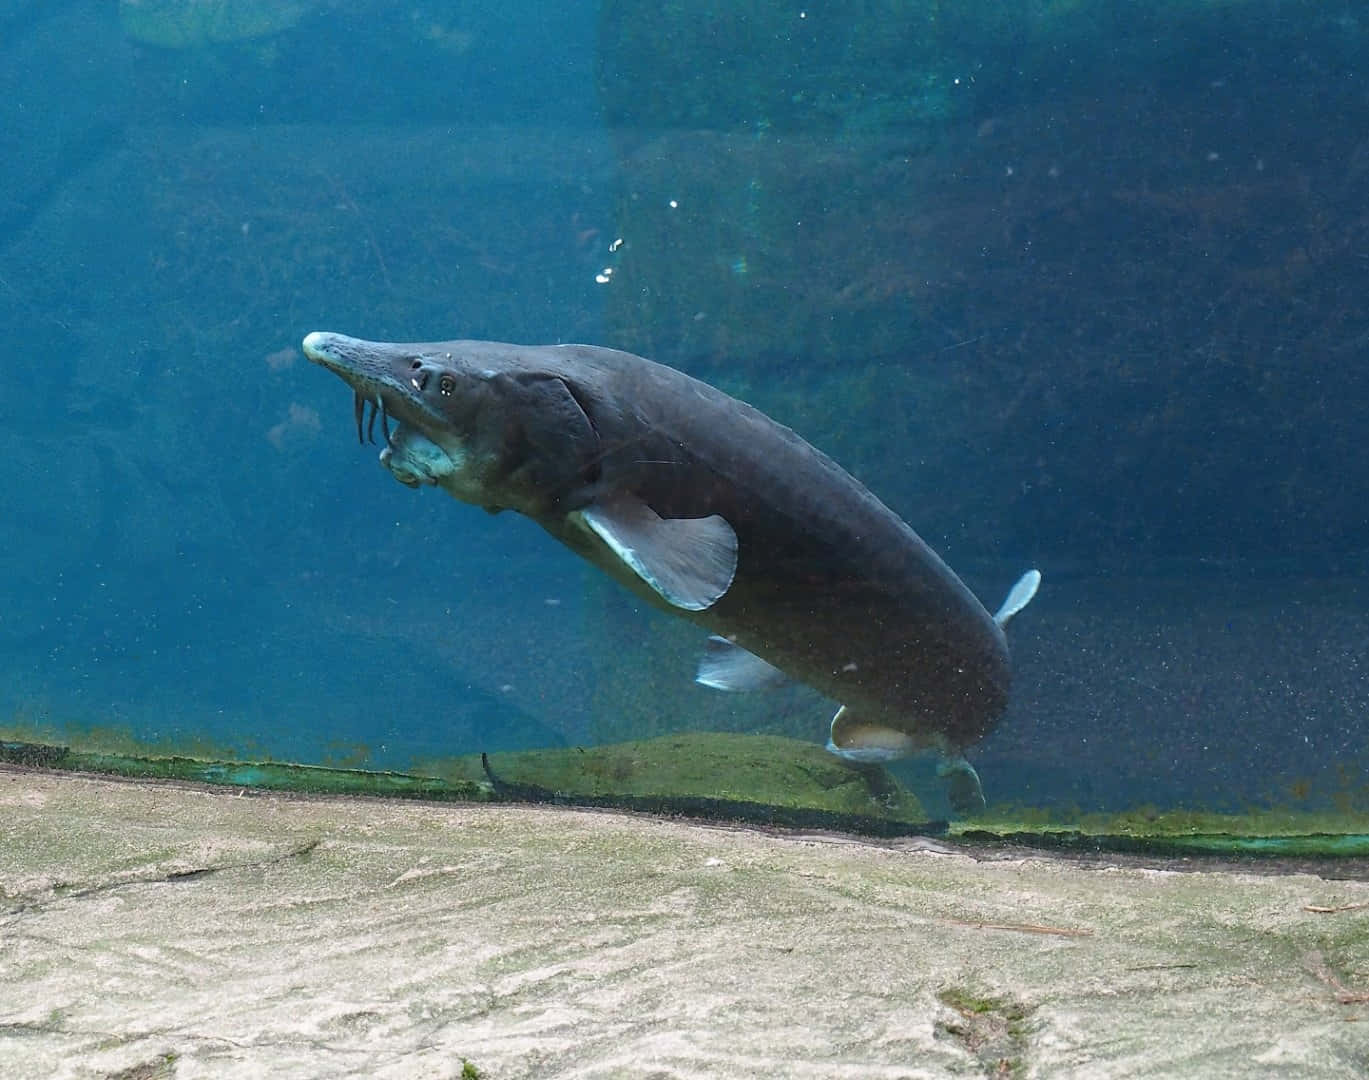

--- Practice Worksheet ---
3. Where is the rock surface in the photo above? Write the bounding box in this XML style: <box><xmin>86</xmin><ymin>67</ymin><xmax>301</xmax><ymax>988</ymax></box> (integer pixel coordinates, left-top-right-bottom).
<box><xmin>2</xmin><ymin>769</ymin><xmax>1368</xmax><ymax>1078</ymax></box>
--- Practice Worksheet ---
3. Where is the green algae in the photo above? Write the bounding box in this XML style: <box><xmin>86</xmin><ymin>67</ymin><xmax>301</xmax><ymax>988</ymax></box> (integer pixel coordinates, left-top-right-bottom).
<box><xmin>5</xmin><ymin>729</ymin><xmax>1369</xmax><ymax>855</ymax></box>
<box><xmin>0</xmin><ymin>742</ymin><xmax>485</xmax><ymax>803</ymax></box>
<box><xmin>0</xmin><ymin>710</ymin><xmax>273</xmax><ymax>768</ymax></box>
<box><xmin>955</xmin><ymin>806</ymin><xmax>1369</xmax><ymax>858</ymax></box>
<box><xmin>103</xmin><ymin>1051</ymin><xmax>179</xmax><ymax>1080</ymax></box>
<box><xmin>0</xmin><ymin>731</ymin><xmax>935</xmax><ymax>837</ymax></box>
<box><xmin>936</xmin><ymin>987</ymin><xmax>1032</xmax><ymax>1079</ymax></box>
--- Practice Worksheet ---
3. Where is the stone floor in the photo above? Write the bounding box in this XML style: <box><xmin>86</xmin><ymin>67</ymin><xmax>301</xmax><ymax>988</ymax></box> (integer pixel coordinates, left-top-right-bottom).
<box><xmin>2</xmin><ymin>768</ymin><xmax>1368</xmax><ymax>1079</ymax></box>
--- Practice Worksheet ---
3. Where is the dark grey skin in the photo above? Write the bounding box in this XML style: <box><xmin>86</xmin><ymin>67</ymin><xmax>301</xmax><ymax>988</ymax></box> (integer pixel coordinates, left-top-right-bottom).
<box><xmin>302</xmin><ymin>331</ymin><xmax>1039</xmax><ymax>814</ymax></box>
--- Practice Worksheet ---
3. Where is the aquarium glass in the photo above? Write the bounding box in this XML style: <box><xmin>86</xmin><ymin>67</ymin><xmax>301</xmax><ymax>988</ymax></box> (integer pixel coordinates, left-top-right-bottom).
<box><xmin>2</xmin><ymin>0</ymin><xmax>1367</xmax><ymax>854</ymax></box>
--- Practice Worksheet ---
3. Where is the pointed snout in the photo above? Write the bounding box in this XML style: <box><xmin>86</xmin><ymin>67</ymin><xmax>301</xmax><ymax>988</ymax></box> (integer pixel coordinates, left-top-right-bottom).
<box><xmin>302</xmin><ymin>331</ymin><xmax>410</xmax><ymax>398</ymax></box>
<box><xmin>302</xmin><ymin>331</ymin><xmax>363</xmax><ymax>376</ymax></box>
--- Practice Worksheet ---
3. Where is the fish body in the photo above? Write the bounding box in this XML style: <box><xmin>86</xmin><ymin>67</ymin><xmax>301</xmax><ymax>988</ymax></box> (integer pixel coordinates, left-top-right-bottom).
<box><xmin>303</xmin><ymin>331</ymin><xmax>1039</xmax><ymax>813</ymax></box>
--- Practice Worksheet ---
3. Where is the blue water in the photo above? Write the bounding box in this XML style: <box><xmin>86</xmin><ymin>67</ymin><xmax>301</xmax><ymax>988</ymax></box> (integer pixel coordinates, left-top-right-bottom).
<box><xmin>1</xmin><ymin>0</ymin><xmax>1366</xmax><ymax>820</ymax></box>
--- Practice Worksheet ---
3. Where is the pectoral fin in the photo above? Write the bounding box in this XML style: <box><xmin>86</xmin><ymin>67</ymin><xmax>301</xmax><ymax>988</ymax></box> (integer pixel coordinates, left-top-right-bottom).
<box><xmin>580</xmin><ymin>495</ymin><xmax>738</xmax><ymax>611</ymax></box>
<box><xmin>825</xmin><ymin>705</ymin><xmax>920</xmax><ymax>762</ymax></box>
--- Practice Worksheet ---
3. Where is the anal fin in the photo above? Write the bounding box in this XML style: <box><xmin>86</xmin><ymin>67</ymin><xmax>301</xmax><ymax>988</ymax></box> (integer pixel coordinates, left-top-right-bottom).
<box><xmin>827</xmin><ymin>706</ymin><xmax>988</xmax><ymax>817</ymax></box>
<box><xmin>825</xmin><ymin>705</ymin><xmax>920</xmax><ymax>763</ymax></box>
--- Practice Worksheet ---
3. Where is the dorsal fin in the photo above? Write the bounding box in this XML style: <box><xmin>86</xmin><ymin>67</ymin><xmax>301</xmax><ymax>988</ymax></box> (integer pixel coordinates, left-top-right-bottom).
<box><xmin>993</xmin><ymin>569</ymin><xmax>1041</xmax><ymax>627</ymax></box>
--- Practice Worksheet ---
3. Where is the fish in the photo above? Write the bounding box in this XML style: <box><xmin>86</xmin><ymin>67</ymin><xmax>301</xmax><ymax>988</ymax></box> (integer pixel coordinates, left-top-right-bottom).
<box><xmin>302</xmin><ymin>331</ymin><xmax>1040</xmax><ymax>814</ymax></box>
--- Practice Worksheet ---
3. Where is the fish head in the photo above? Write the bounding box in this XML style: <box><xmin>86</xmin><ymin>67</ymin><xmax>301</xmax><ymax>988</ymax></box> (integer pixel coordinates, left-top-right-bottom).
<box><xmin>303</xmin><ymin>331</ymin><xmax>598</xmax><ymax>513</ymax></box>
<box><xmin>303</xmin><ymin>331</ymin><xmax>511</xmax><ymax>501</ymax></box>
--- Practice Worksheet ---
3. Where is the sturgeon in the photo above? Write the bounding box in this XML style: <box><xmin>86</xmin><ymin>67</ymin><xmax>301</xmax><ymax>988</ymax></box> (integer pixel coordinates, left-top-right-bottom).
<box><xmin>302</xmin><ymin>331</ymin><xmax>1039</xmax><ymax>814</ymax></box>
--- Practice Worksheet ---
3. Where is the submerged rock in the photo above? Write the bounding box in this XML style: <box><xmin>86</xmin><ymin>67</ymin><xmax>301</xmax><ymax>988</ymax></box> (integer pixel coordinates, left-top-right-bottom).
<box><xmin>118</xmin><ymin>0</ymin><xmax>316</xmax><ymax>47</ymax></box>
<box><xmin>443</xmin><ymin>732</ymin><xmax>931</xmax><ymax>833</ymax></box>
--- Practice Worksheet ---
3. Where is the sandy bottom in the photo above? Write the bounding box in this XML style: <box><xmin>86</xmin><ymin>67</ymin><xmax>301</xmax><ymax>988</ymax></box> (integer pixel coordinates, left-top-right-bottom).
<box><xmin>2</xmin><ymin>768</ymin><xmax>1367</xmax><ymax>1078</ymax></box>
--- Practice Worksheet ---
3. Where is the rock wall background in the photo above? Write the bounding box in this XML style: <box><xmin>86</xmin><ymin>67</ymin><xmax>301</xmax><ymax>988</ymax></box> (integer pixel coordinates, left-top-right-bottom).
<box><xmin>1</xmin><ymin>0</ymin><xmax>1365</xmax><ymax>813</ymax></box>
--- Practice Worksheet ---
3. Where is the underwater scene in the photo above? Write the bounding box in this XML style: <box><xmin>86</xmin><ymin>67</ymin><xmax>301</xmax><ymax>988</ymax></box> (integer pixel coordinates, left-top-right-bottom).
<box><xmin>3</xmin><ymin>0</ymin><xmax>1368</xmax><ymax>854</ymax></box>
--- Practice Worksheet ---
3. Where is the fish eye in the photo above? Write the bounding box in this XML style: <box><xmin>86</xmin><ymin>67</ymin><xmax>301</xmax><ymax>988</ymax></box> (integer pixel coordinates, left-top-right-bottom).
<box><xmin>439</xmin><ymin>373</ymin><xmax>457</xmax><ymax>396</ymax></box>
